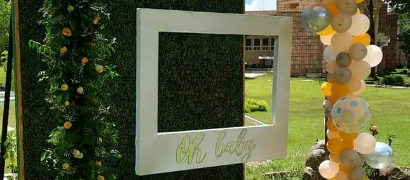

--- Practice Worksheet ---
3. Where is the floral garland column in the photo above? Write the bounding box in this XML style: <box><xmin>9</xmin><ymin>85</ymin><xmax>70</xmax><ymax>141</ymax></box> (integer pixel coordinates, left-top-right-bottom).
<box><xmin>30</xmin><ymin>0</ymin><xmax>121</xmax><ymax>179</ymax></box>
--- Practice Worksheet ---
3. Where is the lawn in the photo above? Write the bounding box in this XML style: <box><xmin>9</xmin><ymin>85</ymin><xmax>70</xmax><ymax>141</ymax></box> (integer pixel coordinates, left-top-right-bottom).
<box><xmin>245</xmin><ymin>74</ymin><xmax>410</xmax><ymax>179</ymax></box>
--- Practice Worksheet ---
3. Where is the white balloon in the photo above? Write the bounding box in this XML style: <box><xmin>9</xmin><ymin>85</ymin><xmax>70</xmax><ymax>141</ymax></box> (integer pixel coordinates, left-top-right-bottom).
<box><xmin>363</xmin><ymin>45</ymin><xmax>383</xmax><ymax>67</ymax></box>
<box><xmin>324</xmin><ymin>46</ymin><xmax>340</xmax><ymax>62</ymax></box>
<box><xmin>348</xmin><ymin>14</ymin><xmax>370</xmax><ymax>35</ymax></box>
<box><xmin>321</xmin><ymin>33</ymin><xmax>335</xmax><ymax>45</ymax></box>
<box><xmin>319</xmin><ymin>160</ymin><xmax>337</xmax><ymax>178</ymax></box>
<box><xmin>331</xmin><ymin>32</ymin><xmax>354</xmax><ymax>52</ymax></box>
<box><xmin>348</xmin><ymin>60</ymin><xmax>371</xmax><ymax>80</ymax></box>
<box><xmin>326</xmin><ymin>60</ymin><xmax>338</xmax><ymax>74</ymax></box>
<box><xmin>354</xmin><ymin>132</ymin><xmax>376</xmax><ymax>154</ymax></box>
<box><xmin>348</xmin><ymin>79</ymin><xmax>366</xmax><ymax>95</ymax></box>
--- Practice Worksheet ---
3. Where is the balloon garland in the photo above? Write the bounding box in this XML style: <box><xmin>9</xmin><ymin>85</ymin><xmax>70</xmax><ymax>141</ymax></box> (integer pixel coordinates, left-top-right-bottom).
<box><xmin>29</xmin><ymin>0</ymin><xmax>121</xmax><ymax>179</ymax></box>
<box><xmin>302</xmin><ymin>0</ymin><xmax>393</xmax><ymax>179</ymax></box>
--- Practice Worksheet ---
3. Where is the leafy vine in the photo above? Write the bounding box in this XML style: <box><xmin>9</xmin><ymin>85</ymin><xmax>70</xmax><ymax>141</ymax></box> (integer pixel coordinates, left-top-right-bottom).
<box><xmin>30</xmin><ymin>0</ymin><xmax>120</xmax><ymax>179</ymax></box>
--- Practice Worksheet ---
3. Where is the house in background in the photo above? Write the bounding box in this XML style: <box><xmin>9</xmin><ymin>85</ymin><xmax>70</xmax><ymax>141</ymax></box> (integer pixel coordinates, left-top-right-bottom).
<box><xmin>245</xmin><ymin>0</ymin><xmax>398</xmax><ymax>77</ymax></box>
<box><xmin>245</xmin><ymin>36</ymin><xmax>276</xmax><ymax>68</ymax></box>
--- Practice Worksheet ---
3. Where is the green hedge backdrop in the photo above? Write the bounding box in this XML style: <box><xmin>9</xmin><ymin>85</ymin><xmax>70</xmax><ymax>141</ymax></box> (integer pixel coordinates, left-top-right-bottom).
<box><xmin>19</xmin><ymin>0</ymin><xmax>244</xmax><ymax>179</ymax></box>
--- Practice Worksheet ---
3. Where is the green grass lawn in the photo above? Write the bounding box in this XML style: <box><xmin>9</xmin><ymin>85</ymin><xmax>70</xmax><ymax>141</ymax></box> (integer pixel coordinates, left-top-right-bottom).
<box><xmin>245</xmin><ymin>74</ymin><xmax>410</xmax><ymax>179</ymax></box>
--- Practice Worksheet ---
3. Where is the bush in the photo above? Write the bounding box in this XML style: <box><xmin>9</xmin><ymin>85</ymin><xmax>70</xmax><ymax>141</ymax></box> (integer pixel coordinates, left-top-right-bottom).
<box><xmin>381</xmin><ymin>74</ymin><xmax>405</xmax><ymax>85</ymax></box>
<box><xmin>245</xmin><ymin>98</ymin><xmax>267</xmax><ymax>113</ymax></box>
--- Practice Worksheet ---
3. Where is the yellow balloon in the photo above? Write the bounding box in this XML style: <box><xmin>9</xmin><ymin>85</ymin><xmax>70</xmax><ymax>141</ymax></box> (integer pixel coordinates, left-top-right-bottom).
<box><xmin>326</xmin><ymin>1</ymin><xmax>340</xmax><ymax>16</ymax></box>
<box><xmin>342</xmin><ymin>140</ymin><xmax>355</xmax><ymax>150</ymax></box>
<box><xmin>318</xmin><ymin>25</ymin><xmax>335</xmax><ymax>36</ymax></box>
<box><xmin>339</xmin><ymin>164</ymin><xmax>350</xmax><ymax>173</ymax></box>
<box><xmin>356</xmin><ymin>8</ymin><xmax>361</xmax><ymax>14</ymax></box>
<box><xmin>327</xmin><ymin>139</ymin><xmax>343</xmax><ymax>154</ymax></box>
<box><xmin>340</xmin><ymin>131</ymin><xmax>358</xmax><ymax>141</ymax></box>
<box><xmin>356</xmin><ymin>0</ymin><xmax>364</xmax><ymax>3</ymax></box>
<box><xmin>327</xmin><ymin>119</ymin><xmax>338</xmax><ymax>131</ymax></box>
<box><xmin>353</xmin><ymin>33</ymin><xmax>371</xmax><ymax>46</ymax></box>
<box><xmin>321</xmin><ymin>82</ymin><xmax>333</xmax><ymax>96</ymax></box>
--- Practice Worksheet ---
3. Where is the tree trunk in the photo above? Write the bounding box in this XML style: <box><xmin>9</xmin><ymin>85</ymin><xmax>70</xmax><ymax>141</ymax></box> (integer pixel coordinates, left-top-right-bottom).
<box><xmin>368</xmin><ymin>0</ymin><xmax>378</xmax><ymax>80</ymax></box>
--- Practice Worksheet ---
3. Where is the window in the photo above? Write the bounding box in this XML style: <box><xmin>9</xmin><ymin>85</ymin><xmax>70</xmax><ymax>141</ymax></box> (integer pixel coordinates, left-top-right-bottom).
<box><xmin>254</xmin><ymin>38</ymin><xmax>260</xmax><ymax>51</ymax></box>
<box><xmin>246</xmin><ymin>38</ymin><xmax>252</xmax><ymax>51</ymax></box>
<box><xmin>262</xmin><ymin>38</ymin><xmax>269</xmax><ymax>50</ymax></box>
<box><xmin>270</xmin><ymin>38</ymin><xmax>275</xmax><ymax>50</ymax></box>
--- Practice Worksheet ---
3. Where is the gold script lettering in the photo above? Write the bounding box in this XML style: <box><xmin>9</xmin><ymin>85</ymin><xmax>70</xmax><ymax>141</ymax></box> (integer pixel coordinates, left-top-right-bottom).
<box><xmin>176</xmin><ymin>133</ymin><xmax>207</xmax><ymax>164</ymax></box>
<box><xmin>215</xmin><ymin>129</ymin><xmax>256</xmax><ymax>163</ymax></box>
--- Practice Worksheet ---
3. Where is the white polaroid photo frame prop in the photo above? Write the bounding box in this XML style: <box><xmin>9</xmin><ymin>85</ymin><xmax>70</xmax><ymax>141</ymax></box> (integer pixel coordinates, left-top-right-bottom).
<box><xmin>136</xmin><ymin>8</ymin><xmax>292</xmax><ymax>175</ymax></box>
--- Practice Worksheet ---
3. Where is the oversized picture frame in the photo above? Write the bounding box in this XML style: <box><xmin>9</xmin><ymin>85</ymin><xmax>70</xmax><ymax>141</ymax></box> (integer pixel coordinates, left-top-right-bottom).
<box><xmin>136</xmin><ymin>8</ymin><xmax>292</xmax><ymax>175</ymax></box>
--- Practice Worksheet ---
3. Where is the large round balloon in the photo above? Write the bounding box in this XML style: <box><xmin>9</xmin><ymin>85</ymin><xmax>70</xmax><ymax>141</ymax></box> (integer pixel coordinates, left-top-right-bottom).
<box><xmin>331</xmin><ymin>95</ymin><xmax>372</xmax><ymax>133</ymax></box>
<box><xmin>362</xmin><ymin>142</ymin><xmax>394</xmax><ymax>169</ymax></box>
<box><xmin>354</xmin><ymin>132</ymin><xmax>376</xmax><ymax>154</ymax></box>
<box><xmin>349</xmin><ymin>166</ymin><xmax>366</xmax><ymax>180</ymax></box>
<box><xmin>336</xmin><ymin>0</ymin><xmax>356</xmax><ymax>13</ymax></box>
<box><xmin>324</xmin><ymin>46</ymin><xmax>340</xmax><ymax>62</ymax></box>
<box><xmin>331</xmin><ymin>32</ymin><xmax>354</xmax><ymax>52</ymax></box>
<box><xmin>319</xmin><ymin>160</ymin><xmax>338</xmax><ymax>178</ymax></box>
<box><xmin>348</xmin><ymin>60</ymin><xmax>371</xmax><ymax>80</ymax></box>
<box><xmin>340</xmin><ymin>150</ymin><xmax>363</xmax><ymax>168</ymax></box>
<box><xmin>349</xmin><ymin>43</ymin><xmax>368</xmax><ymax>60</ymax></box>
<box><xmin>363</xmin><ymin>45</ymin><xmax>383</xmax><ymax>67</ymax></box>
<box><xmin>331</xmin><ymin>13</ymin><xmax>352</xmax><ymax>33</ymax></box>
<box><xmin>327</xmin><ymin>129</ymin><xmax>341</xmax><ymax>140</ymax></box>
<box><xmin>333</xmin><ymin>67</ymin><xmax>352</xmax><ymax>84</ymax></box>
<box><xmin>348</xmin><ymin>14</ymin><xmax>370</xmax><ymax>35</ymax></box>
<box><xmin>302</xmin><ymin>4</ymin><xmax>332</xmax><ymax>32</ymax></box>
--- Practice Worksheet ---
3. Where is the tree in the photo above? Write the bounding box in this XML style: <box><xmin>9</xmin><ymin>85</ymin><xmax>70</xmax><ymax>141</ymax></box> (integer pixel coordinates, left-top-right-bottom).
<box><xmin>0</xmin><ymin>0</ymin><xmax>10</xmax><ymax>52</ymax></box>
<box><xmin>385</xmin><ymin>0</ymin><xmax>410</xmax><ymax>68</ymax></box>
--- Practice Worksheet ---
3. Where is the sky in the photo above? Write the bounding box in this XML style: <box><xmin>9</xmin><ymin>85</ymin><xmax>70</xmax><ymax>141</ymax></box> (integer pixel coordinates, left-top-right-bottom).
<box><xmin>245</xmin><ymin>0</ymin><xmax>277</xmax><ymax>11</ymax></box>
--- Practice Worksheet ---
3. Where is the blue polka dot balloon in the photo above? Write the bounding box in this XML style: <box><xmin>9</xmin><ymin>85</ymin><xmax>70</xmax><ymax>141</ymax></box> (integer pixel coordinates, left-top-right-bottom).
<box><xmin>302</xmin><ymin>4</ymin><xmax>332</xmax><ymax>32</ymax></box>
<box><xmin>330</xmin><ymin>95</ymin><xmax>372</xmax><ymax>133</ymax></box>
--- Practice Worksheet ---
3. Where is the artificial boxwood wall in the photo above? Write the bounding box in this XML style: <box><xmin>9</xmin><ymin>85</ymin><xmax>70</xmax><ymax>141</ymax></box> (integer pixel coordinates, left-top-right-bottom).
<box><xmin>19</xmin><ymin>0</ymin><xmax>244</xmax><ymax>179</ymax></box>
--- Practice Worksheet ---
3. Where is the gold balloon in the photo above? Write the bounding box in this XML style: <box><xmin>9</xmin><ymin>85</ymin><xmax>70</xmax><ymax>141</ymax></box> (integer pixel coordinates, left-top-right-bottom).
<box><xmin>318</xmin><ymin>25</ymin><xmax>335</xmax><ymax>36</ymax></box>
<box><xmin>353</xmin><ymin>33</ymin><xmax>371</xmax><ymax>46</ymax></box>
<box><xmin>331</xmin><ymin>13</ymin><xmax>353</xmax><ymax>33</ymax></box>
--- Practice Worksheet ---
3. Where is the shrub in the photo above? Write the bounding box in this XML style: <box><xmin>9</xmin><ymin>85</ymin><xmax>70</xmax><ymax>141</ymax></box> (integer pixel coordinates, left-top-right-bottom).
<box><xmin>245</xmin><ymin>98</ymin><xmax>267</xmax><ymax>113</ymax></box>
<box><xmin>381</xmin><ymin>74</ymin><xmax>405</xmax><ymax>85</ymax></box>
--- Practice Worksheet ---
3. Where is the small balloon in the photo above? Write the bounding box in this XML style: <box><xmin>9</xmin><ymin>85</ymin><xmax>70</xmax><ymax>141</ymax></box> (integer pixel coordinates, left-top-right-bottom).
<box><xmin>334</xmin><ymin>171</ymin><xmax>349</xmax><ymax>180</ymax></box>
<box><xmin>340</xmin><ymin>150</ymin><xmax>363</xmax><ymax>168</ymax></box>
<box><xmin>336</xmin><ymin>0</ymin><xmax>356</xmax><ymax>13</ymax></box>
<box><xmin>356</xmin><ymin>0</ymin><xmax>364</xmax><ymax>3</ymax></box>
<box><xmin>347</xmin><ymin>79</ymin><xmax>366</xmax><ymax>95</ymax></box>
<box><xmin>320</xmin><ymin>33</ymin><xmax>335</xmax><ymax>45</ymax></box>
<box><xmin>326</xmin><ymin>60</ymin><xmax>338</xmax><ymax>74</ymax></box>
<box><xmin>354</xmin><ymin>132</ymin><xmax>376</xmax><ymax>154</ymax></box>
<box><xmin>328</xmin><ymin>83</ymin><xmax>351</xmax><ymax>104</ymax></box>
<box><xmin>363</xmin><ymin>45</ymin><xmax>383</xmax><ymax>67</ymax></box>
<box><xmin>323</xmin><ymin>99</ymin><xmax>333</xmax><ymax>117</ymax></box>
<box><xmin>336</xmin><ymin>52</ymin><xmax>352</xmax><ymax>67</ymax></box>
<box><xmin>324</xmin><ymin>46</ymin><xmax>340</xmax><ymax>62</ymax></box>
<box><xmin>349</xmin><ymin>166</ymin><xmax>366</xmax><ymax>180</ymax></box>
<box><xmin>328</xmin><ymin>138</ymin><xmax>344</xmax><ymax>154</ymax></box>
<box><xmin>319</xmin><ymin>160</ymin><xmax>338</xmax><ymax>178</ymax></box>
<box><xmin>331</xmin><ymin>95</ymin><xmax>372</xmax><ymax>133</ymax></box>
<box><xmin>348</xmin><ymin>14</ymin><xmax>370</xmax><ymax>35</ymax></box>
<box><xmin>349</xmin><ymin>43</ymin><xmax>368</xmax><ymax>60</ymax></box>
<box><xmin>331</xmin><ymin>32</ymin><xmax>354</xmax><ymax>52</ymax></box>
<box><xmin>340</xmin><ymin>131</ymin><xmax>359</xmax><ymax>142</ymax></box>
<box><xmin>362</xmin><ymin>142</ymin><xmax>394</xmax><ymax>169</ymax></box>
<box><xmin>347</xmin><ymin>4</ymin><xmax>359</xmax><ymax>15</ymax></box>
<box><xmin>348</xmin><ymin>60</ymin><xmax>371</xmax><ymax>80</ymax></box>
<box><xmin>333</xmin><ymin>67</ymin><xmax>352</xmax><ymax>84</ymax></box>
<box><xmin>327</xmin><ymin>129</ymin><xmax>341</xmax><ymax>140</ymax></box>
<box><xmin>330</xmin><ymin>153</ymin><xmax>341</xmax><ymax>163</ymax></box>
<box><xmin>353</xmin><ymin>33</ymin><xmax>371</xmax><ymax>46</ymax></box>
<box><xmin>331</xmin><ymin>13</ymin><xmax>352</xmax><ymax>33</ymax></box>
<box><xmin>321</xmin><ymin>82</ymin><xmax>333</xmax><ymax>96</ymax></box>
<box><xmin>327</xmin><ymin>73</ymin><xmax>337</xmax><ymax>83</ymax></box>
<box><xmin>302</xmin><ymin>4</ymin><xmax>332</xmax><ymax>32</ymax></box>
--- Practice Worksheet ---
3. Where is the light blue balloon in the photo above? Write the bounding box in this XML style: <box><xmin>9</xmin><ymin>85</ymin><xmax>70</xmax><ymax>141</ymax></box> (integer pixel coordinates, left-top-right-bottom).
<box><xmin>362</xmin><ymin>142</ymin><xmax>394</xmax><ymax>169</ymax></box>
<box><xmin>301</xmin><ymin>4</ymin><xmax>331</xmax><ymax>32</ymax></box>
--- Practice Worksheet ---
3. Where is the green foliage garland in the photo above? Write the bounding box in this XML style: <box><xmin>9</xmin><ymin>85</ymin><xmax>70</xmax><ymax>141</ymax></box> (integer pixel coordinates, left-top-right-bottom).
<box><xmin>29</xmin><ymin>0</ymin><xmax>120</xmax><ymax>179</ymax></box>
